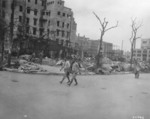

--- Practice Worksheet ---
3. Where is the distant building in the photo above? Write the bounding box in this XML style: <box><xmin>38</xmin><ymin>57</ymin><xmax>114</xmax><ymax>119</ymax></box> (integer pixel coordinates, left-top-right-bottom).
<box><xmin>89</xmin><ymin>40</ymin><xmax>113</xmax><ymax>58</ymax></box>
<box><xmin>75</xmin><ymin>35</ymin><xmax>91</xmax><ymax>57</ymax></box>
<box><xmin>132</xmin><ymin>38</ymin><xmax>150</xmax><ymax>62</ymax></box>
<box><xmin>141</xmin><ymin>38</ymin><xmax>150</xmax><ymax>49</ymax></box>
<box><xmin>133</xmin><ymin>49</ymin><xmax>150</xmax><ymax>62</ymax></box>
<box><xmin>88</xmin><ymin>40</ymin><xmax>99</xmax><ymax>56</ymax></box>
<box><xmin>103</xmin><ymin>42</ymin><xmax>113</xmax><ymax>58</ymax></box>
<box><xmin>76</xmin><ymin>35</ymin><xmax>114</xmax><ymax>58</ymax></box>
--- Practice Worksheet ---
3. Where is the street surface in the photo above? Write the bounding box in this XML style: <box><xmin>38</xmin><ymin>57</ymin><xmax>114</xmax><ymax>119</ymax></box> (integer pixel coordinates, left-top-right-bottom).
<box><xmin>0</xmin><ymin>72</ymin><xmax>150</xmax><ymax>119</ymax></box>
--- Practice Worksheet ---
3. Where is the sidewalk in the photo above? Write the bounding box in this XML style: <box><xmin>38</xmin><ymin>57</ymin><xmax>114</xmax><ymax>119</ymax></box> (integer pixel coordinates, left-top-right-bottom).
<box><xmin>40</xmin><ymin>65</ymin><xmax>95</xmax><ymax>75</ymax></box>
<box><xmin>40</xmin><ymin>65</ymin><xmax>63</xmax><ymax>75</ymax></box>
<box><xmin>3</xmin><ymin>64</ymin><xmax>131</xmax><ymax>75</ymax></box>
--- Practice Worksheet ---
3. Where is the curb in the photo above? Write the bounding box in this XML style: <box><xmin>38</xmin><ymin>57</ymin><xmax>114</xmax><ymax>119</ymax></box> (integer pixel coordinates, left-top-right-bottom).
<box><xmin>4</xmin><ymin>70</ymin><xmax>64</xmax><ymax>76</ymax></box>
<box><xmin>2</xmin><ymin>69</ymin><xmax>132</xmax><ymax>76</ymax></box>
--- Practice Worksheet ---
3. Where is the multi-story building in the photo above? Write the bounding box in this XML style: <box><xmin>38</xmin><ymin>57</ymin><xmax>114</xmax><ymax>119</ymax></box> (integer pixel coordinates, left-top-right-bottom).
<box><xmin>132</xmin><ymin>38</ymin><xmax>150</xmax><ymax>62</ymax></box>
<box><xmin>133</xmin><ymin>49</ymin><xmax>150</xmax><ymax>62</ymax></box>
<box><xmin>75</xmin><ymin>34</ymin><xmax>91</xmax><ymax>57</ymax></box>
<box><xmin>141</xmin><ymin>38</ymin><xmax>150</xmax><ymax>49</ymax></box>
<box><xmin>88</xmin><ymin>40</ymin><xmax>99</xmax><ymax>56</ymax></box>
<box><xmin>88</xmin><ymin>40</ymin><xmax>113</xmax><ymax>58</ymax></box>
<box><xmin>46</xmin><ymin>0</ymin><xmax>77</xmax><ymax>46</ymax></box>
<box><xmin>0</xmin><ymin>0</ymin><xmax>46</xmax><ymax>37</ymax></box>
<box><xmin>76</xmin><ymin>35</ymin><xmax>91</xmax><ymax>51</ymax></box>
<box><xmin>103</xmin><ymin>42</ymin><xmax>113</xmax><ymax>58</ymax></box>
<box><xmin>0</xmin><ymin>0</ymin><xmax>77</xmax><ymax>56</ymax></box>
<box><xmin>75</xmin><ymin>35</ymin><xmax>114</xmax><ymax>58</ymax></box>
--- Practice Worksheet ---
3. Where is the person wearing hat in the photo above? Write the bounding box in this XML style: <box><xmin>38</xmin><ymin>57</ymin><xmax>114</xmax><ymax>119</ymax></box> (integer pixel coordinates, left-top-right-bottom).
<box><xmin>68</xmin><ymin>58</ymin><xmax>81</xmax><ymax>86</ymax></box>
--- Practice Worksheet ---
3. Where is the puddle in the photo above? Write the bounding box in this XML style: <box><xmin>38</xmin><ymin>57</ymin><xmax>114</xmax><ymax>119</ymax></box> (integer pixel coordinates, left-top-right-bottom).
<box><xmin>101</xmin><ymin>88</ymin><xmax>106</xmax><ymax>90</ymax></box>
<box><xmin>11</xmin><ymin>79</ymin><xmax>19</xmax><ymax>82</ymax></box>
<box><xmin>141</xmin><ymin>92</ymin><xmax>148</xmax><ymax>95</ymax></box>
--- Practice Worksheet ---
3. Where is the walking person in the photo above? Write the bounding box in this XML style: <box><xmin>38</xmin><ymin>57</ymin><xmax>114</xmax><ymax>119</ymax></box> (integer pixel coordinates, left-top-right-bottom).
<box><xmin>60</xmin><ymin>57</ymin><xmax>71</xmax><ymax>84</ymax></box>
<box><xmin>30</xmin><ymin>52</ymin><xmax>36</xmax><ymax>62</ymax></box>
<box><xmin>134</xmin><ymin>60</ymin><xmax>140</xmax><ymax>79</ymax></box>
<box><xmin>68</xmin><ymin>58</ymin><xmax>81</xmax><ymax>86</ymax></box>
<box><xmin>39</xmin><ymin>51</ymin><xmax>43</xmax><ymax>65</ymax></box>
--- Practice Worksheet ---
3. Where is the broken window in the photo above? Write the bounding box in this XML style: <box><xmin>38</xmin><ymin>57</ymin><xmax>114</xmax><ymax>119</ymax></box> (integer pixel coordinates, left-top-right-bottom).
<box><xmin>33</xmin><ymin>27</ymin><xmax>37</xmax><ymax>35</ymax></box>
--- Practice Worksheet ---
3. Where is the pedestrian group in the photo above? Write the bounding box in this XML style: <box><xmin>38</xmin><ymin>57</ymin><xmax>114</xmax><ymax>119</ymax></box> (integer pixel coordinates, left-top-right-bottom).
<box><xmin>60</xmin><ymin>56</ymin><xmax>81</xmax><ymax>86</ymax></box>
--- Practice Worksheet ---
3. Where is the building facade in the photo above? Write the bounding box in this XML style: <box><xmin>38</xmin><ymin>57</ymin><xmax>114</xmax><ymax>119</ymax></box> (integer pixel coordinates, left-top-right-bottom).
<box><xmin>88</xmin><ymin>40</ymin><xmax>113</xmax><ymax>58</ymax></box>
<box><xmin>141</xmin><ymin>38</ymin><xmax>150</xmax><ymax>49</ymax></box>
<box><xmin>46</xmin><ymin>0</ymin><xmax>77</xmax><ymax>46</ymax></box>
<box><xmin>133</xmin><ymin>49</ymin><xmax>150</xmax><ymax>62</ymax></box>
<box><xmin>0</xmin><ymin>0</ymin><xmax>77</xmax><ymax>56</ymax></box>
<box><xmin>76</xmin><ymin>35</ymin><xmax>91</xmax><ymax>57</ymax></box>
<box><xmin>75</xmin><ymin>35</ymin><xmax>114</xmax><ymax>58</ymax></box>
<box><xmin>132</xmin><ymin>38</ymin><xmax>150</xmax><ymax>62</ymax></box>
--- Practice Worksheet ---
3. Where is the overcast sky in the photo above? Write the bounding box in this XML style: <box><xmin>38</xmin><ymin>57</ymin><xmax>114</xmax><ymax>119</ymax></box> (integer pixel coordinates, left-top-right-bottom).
<box><xmin>65</xmin><ymin>0</ymin><xmax>150</xmax><ymax>51</ymax></box>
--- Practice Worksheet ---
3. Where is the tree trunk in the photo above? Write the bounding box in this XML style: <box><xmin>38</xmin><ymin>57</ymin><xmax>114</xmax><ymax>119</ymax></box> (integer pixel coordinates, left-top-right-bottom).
<box><xmin>96</xmin><ymin>34</ymin><xmax>103</xmax><ymax>68</ymax></box>
<box><xmin>130</xmin><ymin>43</ymin><xmax>134</xmax><ymax>69</ymax></box>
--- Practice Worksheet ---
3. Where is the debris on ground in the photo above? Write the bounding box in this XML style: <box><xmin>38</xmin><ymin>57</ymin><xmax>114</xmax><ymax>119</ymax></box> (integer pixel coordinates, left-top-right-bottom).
<box><xmin>2</xmin><ymin>54</ymin><xmax>150</xmax><ymax>75</ymax></box>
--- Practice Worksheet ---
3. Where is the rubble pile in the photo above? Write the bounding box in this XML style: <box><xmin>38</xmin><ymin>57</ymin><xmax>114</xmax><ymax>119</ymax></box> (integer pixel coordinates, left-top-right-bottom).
<box><xmin>3</xmin><ymin>54</ymin><xmax>48</xmax><ymax>73</ymax></box>
<box><xmin>2</xmin><ymin>54</ymin><xmax>150</xmax><ymax>75</ymax></box>
<box><xmin>18</xmin><ymin>60</ymin><xmax>47</xmax><ymax>73</ymax></box>
<box><xmin>3</xmin><ymin>59</ymin><xmax>47</xmax><ymax>73</ymax></box>
<box><xmin>43</xmin><ymin>57</ymin><xmax>57</xmax><ymax>66</ymax></box>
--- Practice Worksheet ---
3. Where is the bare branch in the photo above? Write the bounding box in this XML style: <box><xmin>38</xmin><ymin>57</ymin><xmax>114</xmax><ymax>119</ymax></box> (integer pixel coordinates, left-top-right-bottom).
<box><xmin>105</xmin><ymin>21</ymin><xmax>118</xmax><ymax>32</ymax></box>
<box><xmin>93</xmin><ymin>12</ymin><xmax>102</xmax><ymax>26</ymax></box>
<box><xmin>136</xmin><ymin>23</ymin><xmax>142</xmax><ymax>30</ymax></box>
<box><xmin>131</xmin><ymin>17</ymin><xmax>136</xmax><ymax>23</ymax></box>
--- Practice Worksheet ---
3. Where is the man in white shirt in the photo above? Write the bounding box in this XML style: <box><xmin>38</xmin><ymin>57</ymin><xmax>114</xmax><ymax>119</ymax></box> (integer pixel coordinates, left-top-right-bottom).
<box><xmin>60</xmin><ymin>58</ymin><xmax>71</xmax><ymax>84</ymax></box>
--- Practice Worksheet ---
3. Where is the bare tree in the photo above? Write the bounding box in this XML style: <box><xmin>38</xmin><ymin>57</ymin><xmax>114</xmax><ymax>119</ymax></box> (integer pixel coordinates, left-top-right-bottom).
<box><xmin>129</xmin><ymin>18</ymin><xmax>142</xmax><ymax>68</ymax></box>
<box><xmin>93</xmin><ymin>12</ymin><xmax>118</xmax><ymax>67</ymax></box>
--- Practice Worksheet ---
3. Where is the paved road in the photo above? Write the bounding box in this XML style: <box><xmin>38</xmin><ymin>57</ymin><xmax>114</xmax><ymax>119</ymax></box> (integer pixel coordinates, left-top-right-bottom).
<box><xmin>0</xmin><ymin>72</ymin><xmax>149</xmax><ymax>119</ymax></box>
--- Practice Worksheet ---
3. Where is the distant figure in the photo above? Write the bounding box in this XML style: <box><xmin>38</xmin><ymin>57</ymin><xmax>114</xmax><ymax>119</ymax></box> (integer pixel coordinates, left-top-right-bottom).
<box><xmin>68</xmin><ymin>58</ymin><xmax>81</xmax><ymax>86</ymax></box>
<box><xmin>30</xmin><ymin>52</ymin><xmax>36</xmax><ymax>62</ymax></box>
<box><xmin>134</xmin><ymin>61</ymin><xmax>140</xmax><ymax>79</ymax></box>
<box><xmin>39</xmin><ymin>51</ymin><xmax>43</xmax><ymax>64</ymax></box>
<box><xmin>60</xmin><ymin>58</ymin><xmax>71</xmax><ymax>84</ymax></box>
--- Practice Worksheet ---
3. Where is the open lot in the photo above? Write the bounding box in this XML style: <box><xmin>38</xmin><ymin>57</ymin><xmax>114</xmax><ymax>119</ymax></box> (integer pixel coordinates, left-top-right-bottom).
<box><xmin>0</xmin><ymin>72</ymin><xmax>150</xmax><ymax>119</ymax></box>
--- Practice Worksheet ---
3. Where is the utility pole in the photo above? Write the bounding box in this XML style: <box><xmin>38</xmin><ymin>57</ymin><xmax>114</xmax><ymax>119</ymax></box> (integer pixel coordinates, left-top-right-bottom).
<box><xmin>8</xmin><ymin>0</ymin><xmax>15</xmax><ymax>67</ymax></box>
